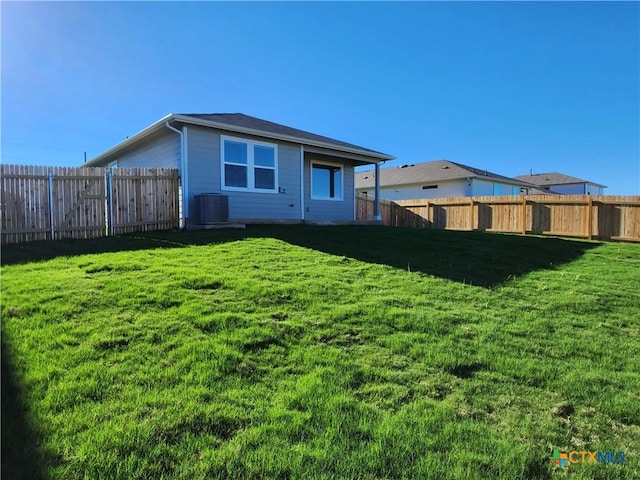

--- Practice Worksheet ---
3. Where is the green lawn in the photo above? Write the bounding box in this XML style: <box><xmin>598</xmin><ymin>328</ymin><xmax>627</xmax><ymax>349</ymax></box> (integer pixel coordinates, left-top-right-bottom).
<box><xmin>2</xmin><ymin>226</ymin><xmax>639</xmax><ymax>479</ymax></box>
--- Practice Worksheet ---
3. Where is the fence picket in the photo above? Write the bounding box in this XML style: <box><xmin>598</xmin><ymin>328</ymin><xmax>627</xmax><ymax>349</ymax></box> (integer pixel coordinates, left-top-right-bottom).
<box><xmin>1</xmin><ymin>165</ymin><xmax>179</xmax><ymax>244</ymax></box>
<box><xmin>356</xmin><ymin>193</ymin><xmax>640</xmax><ymax>242</ymax></box>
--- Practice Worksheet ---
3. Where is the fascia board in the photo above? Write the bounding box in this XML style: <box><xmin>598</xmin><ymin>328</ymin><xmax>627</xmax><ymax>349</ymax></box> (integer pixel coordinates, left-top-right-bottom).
<box><xmin>302</xmin><ymin>145</ymin><xmax>389</xmax><ymax>165</ymax></box>
<box><xmin>84</xmin><ymin>114</ymin><xmax>175</xmax><ymax>166</ymax></box>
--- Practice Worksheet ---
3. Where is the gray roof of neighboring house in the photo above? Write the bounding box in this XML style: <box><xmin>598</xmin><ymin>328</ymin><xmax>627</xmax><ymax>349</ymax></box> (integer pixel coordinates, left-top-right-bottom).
<box><xmin>85</xmin><ymin>113</ymin><xmax>393</xmax><ymax>166</ymax></box>
<box><xmin>355</xmin><ymin>160</ymin><xmax>536</xmax><ymax>189</ymax></box>
<box><xmin>514</xmin><ymin>172</ymin><xmax>606</xmax><ymax>188</ymax></box>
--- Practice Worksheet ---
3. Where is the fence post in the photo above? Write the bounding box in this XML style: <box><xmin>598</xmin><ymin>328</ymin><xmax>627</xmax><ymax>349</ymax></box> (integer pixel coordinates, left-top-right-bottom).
<box><xmin>425</xmin><ymin>201</ymin><xmax>430</xmax><ymax>228</ymax></box>
<box><xmin>469</xmin><ymin>197</ymin><xmax>475</xmax><ymax>231</ymax></box>
<box><xmin>106</xmin><ymin>170</ymin><xmax>114</xmax><ymax>236</ymax></box>
<box><xmin>586</xmin><ymin>195</ymin><xmax>593</xmax><ymax>240</ymax></box>
<box><xmin>47</xmin><ymin>171</ymin><xmax>54</xmax><ymax>240</ymax></box>
<box><xmin>521</xmin><ymin>195</ymin><xmax>527</xmax><ymax>235</ymax></box>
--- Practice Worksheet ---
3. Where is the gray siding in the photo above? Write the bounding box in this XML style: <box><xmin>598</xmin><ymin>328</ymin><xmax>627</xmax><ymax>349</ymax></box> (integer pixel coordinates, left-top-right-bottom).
<box><xmin>186</xmin><ymin>126</ymin><xmax>302</xmax><ymax>222</ymax></box>
<box><xmin>112</xmin><ymin>131</ymin><xmax>180</xmax><ymax>169</ymax></box>
<box><xmin>304</xmin><ymin>156</ymin><xmax>356</xmax><ymax>221</ymax></box>
<box><xmin>359</xmin><ymin>179</ymin><xmax>529</xmax><ymax>200</ymax></box>
<box><xmin>472</xmin><ymin>179</ymin><xmax>522</xmax><ymax>196</ymax></box>
<box><xmin>359</xmin><ymin>179</ymin><xmax>470</xmax><ymax>200</ymax></box>
<box><xmin>552</xmin><ymin>183</ymin><xmax>587</xmax><ymax>195</ymax></box>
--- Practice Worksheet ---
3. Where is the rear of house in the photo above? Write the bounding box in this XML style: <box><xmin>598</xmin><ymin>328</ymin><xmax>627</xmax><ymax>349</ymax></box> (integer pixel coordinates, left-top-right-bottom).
<box><xmin>356</xmin><ymin>160</ymin><xmax>536</xmax><ymax>201</ymax></box>
<box><xmin>514</xmin><ymin>172</ymin><xmax>606</xmax><ymax>195</ymax></box>
<box><xmin>86</xmin><ymin>113</ymin><xmax>393</xmax><ymax>225</ymax></box>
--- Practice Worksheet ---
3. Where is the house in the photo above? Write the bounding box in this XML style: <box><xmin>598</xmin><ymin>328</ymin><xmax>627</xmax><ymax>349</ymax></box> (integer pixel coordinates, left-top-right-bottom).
<box><xmin>355</xmin><ymin>160</ymin><xmax>537</xmax><ymax>201</ymax></box>
<box><xmin>85</xmin><ymin>113</ymin><xmax>394</xmax><ymax>224</ymax></box>
<box><xmin>513</xmin><ymin>172</ymin><xmax>606</xmax><ymax>195</ymax></box>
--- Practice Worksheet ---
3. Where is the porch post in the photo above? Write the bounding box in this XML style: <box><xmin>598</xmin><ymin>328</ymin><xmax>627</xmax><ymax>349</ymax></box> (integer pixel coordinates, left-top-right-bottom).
<box><xmin>374</xmin><ymin>162</ymin><xmax>381</xmax><ymax>221</ymax></box>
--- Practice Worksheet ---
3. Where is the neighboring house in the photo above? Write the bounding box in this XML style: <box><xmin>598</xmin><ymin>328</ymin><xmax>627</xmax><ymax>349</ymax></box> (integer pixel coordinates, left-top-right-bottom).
<box><xmin>355</xmin><ymin>160</ymin><xmax>537</xmax><ymax>201</ymax></box>
<box><xmin>85</xmin><ymin>113</ymin><xmax>394</xmax><ymax>224</ymax></box>
<box><xmin>514</xmin><ymin>172</ymin><xmax>606</xmax><ymax>195</ymax></box>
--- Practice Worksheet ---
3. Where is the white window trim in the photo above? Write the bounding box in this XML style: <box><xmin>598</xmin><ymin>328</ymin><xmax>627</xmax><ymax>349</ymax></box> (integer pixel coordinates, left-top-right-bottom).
<box><xmin>220</xmin><ymin>135</ymin><xmax>278</xmax><ymax>193</ymax></box>
<box><xmin>311</xmin><ymin>160</ymin><xmax>344</xmax><ymax>201</ymax></box>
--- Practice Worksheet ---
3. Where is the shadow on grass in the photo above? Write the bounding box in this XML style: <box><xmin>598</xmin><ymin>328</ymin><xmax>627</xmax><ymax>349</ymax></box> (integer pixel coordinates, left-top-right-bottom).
<box><xmin>1</xmin><ymin>340</ymin><xmax>48</xmax><ymax>480</ymax></box>
<box><xmin>1</xmin><ymin>225</ymin><xmax>599</xmax><ymax>288</ymax></box>
<box><xmin>260</xmin><ymin>226</ymin><xmax>600</xmax><ymax>288</ymax></box>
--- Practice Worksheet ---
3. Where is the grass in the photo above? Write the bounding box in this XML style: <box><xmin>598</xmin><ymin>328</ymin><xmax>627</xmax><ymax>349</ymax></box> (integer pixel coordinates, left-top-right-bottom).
<box><xmin>2</xmin><ymin>225</ymin><xmax>639</xmax><ymax>479</ymax></box>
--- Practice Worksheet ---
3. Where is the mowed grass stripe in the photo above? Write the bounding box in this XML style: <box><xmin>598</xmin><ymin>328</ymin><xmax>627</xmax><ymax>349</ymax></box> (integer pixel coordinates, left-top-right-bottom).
<box><xmin>1</xmin><ymin>226</ymin><xmax>639</xmax><ymax>479</ymax></box>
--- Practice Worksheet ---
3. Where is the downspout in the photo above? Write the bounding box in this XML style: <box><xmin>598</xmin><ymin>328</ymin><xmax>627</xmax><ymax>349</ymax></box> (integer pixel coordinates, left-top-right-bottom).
<box><xmin>374</xmin><ymin>161</ymin><xmax>382</xmax><ymax>221</ymax></box>
<box><xmin>300</xmin><ymin>145</ymin><xmax>305</xmax><ymax>221</ymax></box>
<box><xmin>164</xmin><ymin>121</ymin><xmax>187</xmax><ymax>227</ymax></box>
<box><xmin>182</xmin><ymin>126</ymin><xmax>189</xmax><ymax>220</ymax></box>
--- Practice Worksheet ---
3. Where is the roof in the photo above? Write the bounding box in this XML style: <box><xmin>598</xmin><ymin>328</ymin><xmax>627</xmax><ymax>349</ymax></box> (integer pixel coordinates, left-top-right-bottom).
<box><xmin>355</xmin><ymin>160</ymin><xmax>536</xmax><ymax>189</ymax></box>
<box><xmin>85</xmin><ymin>113</ymin><xmax>394</xmax><ymax>166</ymax></box>
<box><xmin>183</xmin><ymin>114</ymin><xmax>389</xmax><ymax>156</ymax></box>
<box><xmin>514</xmin><ymin>172</ymin><xmax>606</xmax><ymax>188</ymax></box>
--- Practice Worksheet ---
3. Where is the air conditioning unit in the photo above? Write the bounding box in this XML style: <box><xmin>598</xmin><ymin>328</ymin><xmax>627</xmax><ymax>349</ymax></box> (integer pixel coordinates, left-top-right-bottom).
<box><xmin>194</xmin><ymin>194</ymin><xmax>229</xmax><ymax>224</ymax></box>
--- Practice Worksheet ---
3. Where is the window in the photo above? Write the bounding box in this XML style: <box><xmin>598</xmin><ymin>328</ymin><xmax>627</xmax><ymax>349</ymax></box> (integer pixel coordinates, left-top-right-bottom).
<box><xmin>311</xmin><ymin>161</ymin><xmax>343</xmax><ymax>200</ymax></box>
<box><xmin>221</xmin><ymin>136</ymin><xmax>277</xmax><ymax>192</ymax></box>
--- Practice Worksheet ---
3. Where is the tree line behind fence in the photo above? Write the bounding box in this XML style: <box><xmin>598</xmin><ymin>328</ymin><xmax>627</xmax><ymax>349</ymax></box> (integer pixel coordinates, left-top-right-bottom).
<box><xmin>357</xmin><ymin>193</ymin><xmax>640</xmax><ymax>242</ymax></box>
<box><xmin>1</xmin><ymin>165</ymin><xmax>180</xmax><ymax>244</ymax></box>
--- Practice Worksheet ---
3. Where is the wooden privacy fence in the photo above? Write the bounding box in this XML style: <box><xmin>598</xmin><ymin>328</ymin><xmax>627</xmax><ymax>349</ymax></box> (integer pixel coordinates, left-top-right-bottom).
<box><xmin>1</xmin><ymin>165</ymin><xmax>180</xmax><ymax>244</ymax></box>
<box><xmin>357</xmin><ymin>193</ymin><xmax>640</xmax><ymax>242</ymax></box>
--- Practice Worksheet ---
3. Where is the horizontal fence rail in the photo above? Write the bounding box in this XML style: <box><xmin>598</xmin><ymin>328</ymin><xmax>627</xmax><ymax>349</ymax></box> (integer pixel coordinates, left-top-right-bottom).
<box><xmin>1</xmin><ymin>165</ymin><xmax>180</xmax><ymax>244</ymax></box>
<box><xmin>357</xmin><ymin>193</ymin><xmax>640</xmax><ymax>242</ymax></box>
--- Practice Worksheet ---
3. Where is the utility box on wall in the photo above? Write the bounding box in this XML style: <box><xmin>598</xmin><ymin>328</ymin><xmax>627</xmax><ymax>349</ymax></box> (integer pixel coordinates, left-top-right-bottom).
<box><xmin>194</xmin><ymin>194</ymin><xmax>229</xmax><ymax>224</ymax></box>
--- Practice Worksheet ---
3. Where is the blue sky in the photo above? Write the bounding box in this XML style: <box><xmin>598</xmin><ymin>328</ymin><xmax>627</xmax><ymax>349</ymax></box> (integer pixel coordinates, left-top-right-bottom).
<box><xmin>2</xmin><ymin>1</ymin><xmax>638</xmax><ymax>193</ymax></box>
